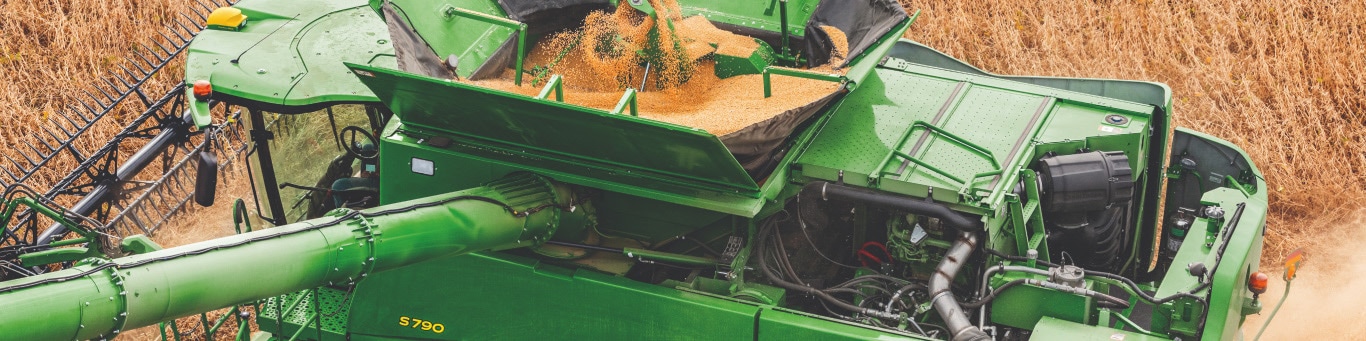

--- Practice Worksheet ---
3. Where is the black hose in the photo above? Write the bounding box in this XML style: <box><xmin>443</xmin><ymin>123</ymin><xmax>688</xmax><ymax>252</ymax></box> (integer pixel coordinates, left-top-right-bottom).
<box><xmin>981</xmin><ymin>247</ymin><xmax>1205</xmax><ymax>306</ymax></box>
<box><xmin>961</xmin><ymin>279</ymin><xmax>1025</xmax><ymax>309</ymax></box>
<box><xmin>959</xmin><ymin>279</ymin><xmax>1129</xmax><ymax>309</ymax></box>
<box><xmin>771</xmin><ymin>226</ymin><xmax>806</xmax><ymax>285</ymax></box>
<box><xmin>1085</xmin><ymin>269</ymin><xmax>1206</xmax><ymax>305</ymax></box>
<box><xmin>796</xmin><ymin>181</ymin><xmax>987</xmax><ymax>340</ymax></box>
<box><xmin>831</xmin><ymin>274</ymin><xmax>911</xmax><ymax>289</ymax></box>
<box><xmin>804</xmin><ymin>182</ymin><xmax>983</xmax><ymax>232</ymax></box>
<box><xmin>755</xmin><ymin>223</ymin><xmax>900</xmax><ymax>320</ymax></box>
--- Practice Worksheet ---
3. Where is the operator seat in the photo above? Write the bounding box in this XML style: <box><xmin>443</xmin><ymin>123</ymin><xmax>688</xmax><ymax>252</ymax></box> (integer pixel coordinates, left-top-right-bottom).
<box><xmin>330</xmin><ymin>142</ymin><xmax>379</xmax><ymax>209</ymax></box>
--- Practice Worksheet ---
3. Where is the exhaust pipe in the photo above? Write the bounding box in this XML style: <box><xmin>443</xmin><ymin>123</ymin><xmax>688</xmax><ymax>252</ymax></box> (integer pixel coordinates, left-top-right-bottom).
<box><xmin>800</xmin><ymin>181</ymin><xmax>989</xmax><ymax>340</ymax></box>
<box><xmin>930</xmin><ymin>231</ymin><xmax>991</xmax><ymax>341</ymax></box>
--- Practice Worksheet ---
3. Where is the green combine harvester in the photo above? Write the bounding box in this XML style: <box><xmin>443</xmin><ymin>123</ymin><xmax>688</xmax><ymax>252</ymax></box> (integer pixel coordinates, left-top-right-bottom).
<box><xmin>0</xmin><ymin>0</ymin><xmax>1301</xmax><ymax>340</ymax></box>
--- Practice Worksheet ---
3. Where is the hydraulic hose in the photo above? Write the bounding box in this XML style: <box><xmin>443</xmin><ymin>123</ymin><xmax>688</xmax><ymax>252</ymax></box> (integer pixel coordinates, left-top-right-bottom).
<box><xmin>803</xmin><ymin>182</ymin><xmax>983</xmax><ymax>232</ymax></box>
<box><xmin>929</xmin><ymin>232</ymin><xmax>991</xmax><ymax>341</ymax></box>
<box><xmin>982</xmin><ymin>247</ymin><xmax>1206</xmax><ymax>306</ymax></box>
<box><xmin>798</xmin><ymin>181</ymin><xmax>988</xmax><ymax>340</ymax></box>
<box><xmin>0</xmin><ymin>174</ymin><xmax>587</xmax><ymax>341</ymax></box>
<box><xmin>978</xmin><ymin>264</ymin><xmax>1051</xmax><ymax>296</ymax></box>
<box><xmin>961</xmin><ymin>278</ymin><xmax>1130</xmax><ymax>310</ymax></box>
<box><xmin>755</xmin><ymin>223</ymin><xmax>901</xmax><ymax>320</ymax></box>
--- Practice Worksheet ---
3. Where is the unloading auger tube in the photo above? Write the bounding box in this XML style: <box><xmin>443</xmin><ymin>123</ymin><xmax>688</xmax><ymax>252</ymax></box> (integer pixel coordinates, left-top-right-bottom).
<box><xmin>0</xmin><ymin>174</ymin><xmax>588</xmax><ymax>341</ymax></box>
<box><xmin>803</xmin><ymin>181</ymin><xmax>991</xmax><ymax>341</ymax></box>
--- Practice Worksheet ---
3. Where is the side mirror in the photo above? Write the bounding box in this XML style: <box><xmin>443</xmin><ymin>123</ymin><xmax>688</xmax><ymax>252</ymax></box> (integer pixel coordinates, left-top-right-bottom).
<box><xmin>195</xmin><ymin>151</ymin><xmax>219</xmax><ymax>207</ymax></box>
<box><xmin>1283</xmin><ymin>248</ymin><xmax>1306</xmax><ymax>281</ymax></box>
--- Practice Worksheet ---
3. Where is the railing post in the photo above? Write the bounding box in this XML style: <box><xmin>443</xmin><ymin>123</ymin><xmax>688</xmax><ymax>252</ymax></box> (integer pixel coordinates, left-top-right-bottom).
<box><xmin>536</xmin><ymin>75</ymin><xmax>565</xmax><ymax>102</ymax></box>
<box><xmin>611</xmin><ymin>89</ymin><xmax>639</xmax><ymax>116</ymax></box>
<box><xmin>761</xmin><ymin>67</ymin><xmax>844</xmax><ymax>98</ymax></box>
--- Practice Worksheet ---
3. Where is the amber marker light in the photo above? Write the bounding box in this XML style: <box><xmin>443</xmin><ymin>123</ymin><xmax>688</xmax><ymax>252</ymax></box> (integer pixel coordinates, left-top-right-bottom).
<box><xmin>1248</xmin><ymin>272</ymin><xmax>1269</xmax><ymax>296</ymax></box>
<box><xmin>192</xmin><ymin>80</ymin><xmax>212</xmax><ymax>100</ymax></box>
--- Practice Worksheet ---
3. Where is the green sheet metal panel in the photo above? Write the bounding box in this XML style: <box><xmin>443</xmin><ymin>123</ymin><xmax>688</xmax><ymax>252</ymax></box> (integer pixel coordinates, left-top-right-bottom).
<box><xmin>350</xmin><ymin>63</ymin><xmax>760</xmax><ymax>194</ymax></box>
<box><xmin>679</xmin><ymin>0</ymin><xmax>820</xmax><ymax>37</ymax></box>
<box><xmin>346</xmin><ymin>252</ymin><xmax>762</xmax><ymax>340</ymax></box>
<box><xmin>379</xmin><ymin>120</ymin><xmax>766</xmax><ymax>216</ymax></box>
<box><xmin>1150</xmin><ymin>188</ymin><xmax>1266</xmax><ymax>340</ymax></box>
<box><xmin>899</xmin><ymin>82</ymin><xmax>1044</xmax><ymax>189</ymax></box>
<box><xmin>989</xmin><ymin>273</ymin><xmax>1094</xmax><ymax>329</ymax></box>
<box><xmin>1029</xmin><ymin>317</ymin><xmax>1171</xmax><ymax>341</ymax></box>
<box><xmin>792</xmin><ymin>66</ymin><xmax>962</xmax><ymax>189</ymax></box>
<box><xmin>756</xmin><ymin>307</ymin><xmax>927</xmax><ymax>341</ymax></box>
<box><xmin>888</xmin><ymin>40</ymin><xmax>1173</xmax><ymax>111</ymax></box>
<box><xmin>378</xmin><ymin>117</ymin><xmax>737</xmax><ymax>240</ymax></box>
<box><xmin>183</xmin><ymin>0</ymin><xmax>394</xmax><ymax>109</ymax></box>
<box><xmin>796</xmin><ymin>61</ymin><xmax>1153</xmax><ymax>209</ymax></box>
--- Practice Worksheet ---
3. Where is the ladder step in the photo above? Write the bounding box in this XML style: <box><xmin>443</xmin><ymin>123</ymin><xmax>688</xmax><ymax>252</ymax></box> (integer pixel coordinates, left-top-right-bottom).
<box><xmin>1021</xmin><ymin>200</ymin><xmax>1040</xmax><ymax>220</ymax></box>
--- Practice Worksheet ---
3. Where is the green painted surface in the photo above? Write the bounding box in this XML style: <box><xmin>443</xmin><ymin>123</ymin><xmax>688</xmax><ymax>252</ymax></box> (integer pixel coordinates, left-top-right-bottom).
<box><xmin>257</xmin><ymin>288</ymin><xmax>351</xmax><ymax>341</ymax></box>
<box><xmin>0</xmin><ymin>174</ymin><xmax>581</xmax><ymax>340</ymax></box>
<box><xmin>351</xmin><ymin>63</ymin><xmax>767</xmax><ymax>206</ymax></box>
<box><xmin>796</xmin><ymin>58</ymin><xmax>1152</xmax><ymax>212</ymax></box>
<box><xmin>989</xmin><ymin>272</ymin><xmax>1094</xmax><ymax>329</ymax></box>
<box><xmin>1030</xmin><ymin>317</ymin><xmax>1171</xmax><ymax>341</ymax></box>
<box><xmin>678</xmin><ymin>0</ymin><xmax>820</xmax><ymax>38</ymax></box>
<box><xmin>184</xmin><ymin>0</ymin><xmax>395</xmax><ymax>124</ymax></box>
<box><xmin>1153</xmin><ymin>191</ymin><xmax>1266</xmax><ymax>339</ymax></box>
<box><xmin>347</xmin><ymin>251</ymin><xmax>764</xmax><ymax>340</ymax></box>
<box><xmin>377</xmin><ymin>116</ymin><xmax>737</xmax><ymax>241</ymax></box>
<box><xmin>714</xmin><ymin>40</ymin><xmax>775</xmax><ymax>78</ymax></box>
<box><xmin>330</xmin><ymin>248</ymin><xmax>935</xmax><ymax>340</ymax></box>
<box><xmin>889</xmin><ymin>40</ymin><xmax>1173</xmax><ymax>111</ymax></box>
<box><xmin>1142</xmin><ymin>129</ymin><xmax>1267</xmax><ymax>340</ymax></box>
<box><xmin>154</xmin><ymin>0</ymin><xmax>1269</xmax><ymax>336</ymax></box>
<box><xmin>757</xmin><ymin>308</ymin><xmax>926</xmax><ymax>340</ymax></box>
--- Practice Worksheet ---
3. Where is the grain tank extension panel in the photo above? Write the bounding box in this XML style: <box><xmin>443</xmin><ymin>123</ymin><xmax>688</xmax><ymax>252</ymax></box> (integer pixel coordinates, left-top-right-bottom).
<box><xmin>349</xmin><ymin>63</ymin><xmax>760</xmax><ymax>195</ymax></box>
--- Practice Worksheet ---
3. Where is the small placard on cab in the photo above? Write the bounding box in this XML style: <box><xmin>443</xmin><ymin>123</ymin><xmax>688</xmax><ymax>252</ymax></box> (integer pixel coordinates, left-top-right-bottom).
<box><xmin>411</xmin><ymin>158</ymin><xmax>435</xmax><ymax>176</ymax></box>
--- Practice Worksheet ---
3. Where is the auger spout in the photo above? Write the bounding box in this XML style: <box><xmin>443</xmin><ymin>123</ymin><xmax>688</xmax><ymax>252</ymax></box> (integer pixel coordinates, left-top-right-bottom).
<box><xmin>0</xmin><ymin>173</ymin><xmax>588</xmax><ymax>341</ymax></box>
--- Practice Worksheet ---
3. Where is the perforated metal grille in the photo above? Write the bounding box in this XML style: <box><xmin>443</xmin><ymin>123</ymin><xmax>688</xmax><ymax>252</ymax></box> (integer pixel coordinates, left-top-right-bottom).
<box><xmin>258</xmin><ymin>288</ymin><xmax>351</xmax><ymax>336</ymax></box>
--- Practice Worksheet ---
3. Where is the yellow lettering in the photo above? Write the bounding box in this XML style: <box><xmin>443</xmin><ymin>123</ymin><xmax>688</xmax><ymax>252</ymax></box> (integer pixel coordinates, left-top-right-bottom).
<box><xmin>397</xmin><ymin>315</ymin><xmax>446</xmax><ymax>334</ymax></box>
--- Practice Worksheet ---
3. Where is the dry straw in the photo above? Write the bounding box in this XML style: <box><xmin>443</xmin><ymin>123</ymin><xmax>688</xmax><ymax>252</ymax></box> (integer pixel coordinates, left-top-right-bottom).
<box><xmin>898</xmin><ymin>0</ymin><xmax>1366</xmax><ymax>260</ymax></box>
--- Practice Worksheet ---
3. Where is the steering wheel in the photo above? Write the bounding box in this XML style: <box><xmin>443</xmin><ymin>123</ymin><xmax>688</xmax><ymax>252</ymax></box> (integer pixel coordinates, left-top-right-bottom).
<box><xmin>340</xmin><ymin>126</ymin><xmax>379</xmax><ymax>160</ymax></box>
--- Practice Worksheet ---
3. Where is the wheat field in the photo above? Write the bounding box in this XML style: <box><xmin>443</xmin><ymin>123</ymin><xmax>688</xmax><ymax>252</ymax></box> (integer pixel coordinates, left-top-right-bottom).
<box><xmin>3</xmin><ymin>0</ymin><xmax>1361</xmax><ymax>339</ymax></box>
<box><xmin>900</xmin><ymin>0</ymin><xmax>1366</xmax><ymax>259</ymax></box>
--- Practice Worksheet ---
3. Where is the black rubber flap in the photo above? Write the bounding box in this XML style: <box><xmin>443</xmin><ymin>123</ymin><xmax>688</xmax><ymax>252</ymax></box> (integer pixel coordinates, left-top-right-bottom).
<box><xmin>381</xmin><ymin>1</ymin><xmax>453</xmax><ymax>79</ymax></box>
<box><xmin>802</xmin><ymin>0</ymin><xmax>907</xmax><ymax>67</ymax></box>
<box><xmin>722</xmin><ymin>91</ymin><xmax>842</xmax><ymax>177</ymax></box>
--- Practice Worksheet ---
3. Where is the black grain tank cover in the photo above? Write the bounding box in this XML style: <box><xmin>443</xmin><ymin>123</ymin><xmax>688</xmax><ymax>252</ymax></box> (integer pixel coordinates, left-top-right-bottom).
<box><xmin>803</xmin><ymin>0</ymin><xmax>908</xmax><ymax>67</ymax></box>
<box><xmin>1037</xmin><ymin>151</ymin><xmax>1134</xmax><ymax>213</ymax></box>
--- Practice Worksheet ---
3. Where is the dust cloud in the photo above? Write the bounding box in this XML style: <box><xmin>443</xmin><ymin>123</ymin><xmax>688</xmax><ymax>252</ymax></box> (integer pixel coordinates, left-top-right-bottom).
<box><xmin>1242</xmin><ymin>211</ymin><xmax>1366</xmax><ymax>340</ymax></box>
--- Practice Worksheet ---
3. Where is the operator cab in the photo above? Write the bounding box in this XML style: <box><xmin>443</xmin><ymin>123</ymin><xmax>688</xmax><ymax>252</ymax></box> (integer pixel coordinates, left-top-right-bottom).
<box><xmin>242</xmin><ymin>104</ymin><xmax>390</xmax><ymax>224</ymax></box>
